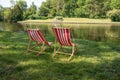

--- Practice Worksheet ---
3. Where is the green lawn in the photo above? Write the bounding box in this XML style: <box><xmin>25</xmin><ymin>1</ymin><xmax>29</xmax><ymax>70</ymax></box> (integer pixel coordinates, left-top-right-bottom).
<box><xmin>0</xmin><ymin>31</ymin><xmax>120</xmax><ymax>80</ymax></box>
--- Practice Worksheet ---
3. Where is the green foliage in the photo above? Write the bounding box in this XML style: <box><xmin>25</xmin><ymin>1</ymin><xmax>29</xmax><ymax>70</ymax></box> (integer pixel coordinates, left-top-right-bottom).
<box><xmin>110</xmin><ymin>0</ymin><xmax>120</xmax><ymax>9</ymax></box>
<box><xmin>47</xmin><ymin>14</ymin><xmax>54</xmax><ymax>19</ymax></box>
<box><xmin>55</xmin><ymin>16</ymin><xmax>63</xmax><ymax>21</ymax></box>
<box><xmin>1</xmin><ymin>0</ymin><xmax>120</xmax><ymax>22</ymax></box>
<box><xmin>3</xmin><ymin>8</ymin><xmax>12</xmax><ymax>22</ymax></box>
<box><xmin>40</xmin><ymin>16</ymin><xmax>48</xmax><ymax>20</ymax></box>
<box><xmin>107</xmin><ymin>9</ymin><xmax>120</xmax><ymax>22</ymax></box>
<box><xmin>0</xmin><ymin>5</ymin><xmax>3</xmax><ymax>21</ymax></box>
<box><xmin>38</xmin><ymin>2</ymin><xmax>49</xmax><ymax>17</ymax></box>
<box><xmin>11</xmin><ymin>0</ymin><xmax>27</xmax><ymax>22</ymax></box>
<box><xmin>23</xmin><ymin>2</ymin><xmax>37</xmax><ymax>20</ymax></box>
<box><xmin>37</xmin><ymin>0</ymin><xmax>120</xmax><ymax>20</ymax></box>
<box><xmin>10</xmin><ymin>4</ymin><xmax>23</xmax><ymax>22</ymax></box>
<box><xmin>29</xmin><ymin>2</ymin><xmax>37</xmax><ymax>15</ymax></box>
<box><xmin>16</xmin><ymin>0</ymin><xmax>27</xmax><ymax>11</ymax></box>
<box><xmin>28</xmin><ymin>14</ymin><xmax>41</xmax><ymax>20</ymax></box>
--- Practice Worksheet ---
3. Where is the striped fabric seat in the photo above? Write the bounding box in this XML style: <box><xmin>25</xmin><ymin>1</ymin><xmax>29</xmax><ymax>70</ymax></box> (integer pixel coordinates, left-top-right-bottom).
<box><xmin>26</xmin><ymin>29</ymin><xmax>52</xmax><ymax>55</ymax></box>
<box><xmin>52</xmin><ymin>27</ymin><xmax>76</xmax><ymax>61</ymax></box>
<box><xmin>53</xmin><ymin>27</ymin><xmax>73</xmax><ymax>46</ymax></box>
<box><xmin>27</xmin><ymin>29</ymin><xmax>48</xmax><ymax>45</ymax></box>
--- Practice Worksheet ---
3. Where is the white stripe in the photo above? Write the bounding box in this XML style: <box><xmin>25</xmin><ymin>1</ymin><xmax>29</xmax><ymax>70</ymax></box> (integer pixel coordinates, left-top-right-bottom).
<box><xmin>56</xmin><ymin>28</ymin><xmax>60</xmax><ymax>44</ymax></box>
<box><xmin>55</xmin><ymin>28</ymin><xmax>72</xmax><ymax>46</ymax></box>
<box><xmin>29</xmin><ymin>31</ymin><xmax>36</xmax><ymax>41</ymax></box>
<box><xmin>33</xmin><ymin>31</ymin><xmax>40</xmax><ymax>42</ymax></box>
<box><xmin>62</xmin><ymin>28</ymin><xmax>67</xmax><ymax>45</ymax></box>
<box><xmin>65</xmin><ymin>29</ymin><xmax>69</xmax><ymax>46</ymax></box>
<box><xmin>35</xmin><ymin>30</ymin><xmax>43</xmax><ymax>43</ymax></box>
<box><xmin>32</xmin><ymin>30</ymin><xmax>39</xmax><ymax>41</ymax></box>
<box><xmin>58</xmin><ymin>28</ymin><xmax>65</xmax><ymax>45</ymax></box>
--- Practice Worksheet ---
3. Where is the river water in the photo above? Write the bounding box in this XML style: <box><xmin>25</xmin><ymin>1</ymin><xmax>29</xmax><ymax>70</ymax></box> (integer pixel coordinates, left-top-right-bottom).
<box><xmin>0</xmin><ymin>22</ymin><xmax>120</xmax><ymax>42</ymax></box>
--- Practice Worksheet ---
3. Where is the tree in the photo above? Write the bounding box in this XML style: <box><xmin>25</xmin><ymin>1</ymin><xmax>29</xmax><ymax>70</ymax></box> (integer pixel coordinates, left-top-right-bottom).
<box><xmin>10</xmin><ymin>0</ymin><xmax>27</xmax><ymax>22</ymax></box>
<box><xmin>56</xmin><ymin>0</ymin><xmax>64</xmax><ymax>16</ymax></box>
<box><xmin>110</xmin><ymin>0</ymin><xmax>120</xmax><ymax>9</ymax></box>
<box><xmin>101</xmin><ymin>0</ymin><xmax>111</xmax><ymax>18</ymax></box>
<box><xmin>74</xmin><ymin>0</ymin><xmax>85</xmax><ymax>17</ymax></box>
<box><xmin>11</xmin><ymin>4</ymin><xmax>23</xmax><ymax>22</ymax></box>
<box><xmin>0</xmin><ymin>5</ymin><xmax>3</xmax><ymax>21</ymax></box>
<box><xmin>10</xmin><ymin>0</ymin><xmax>16</xmax><ymax>8</ymax></box>
<box><xmin>64</xmin><ymin>0</ymin><xmax>78</xmax><ymax>17</ymax></box>
<box><xmin>38</xmin><ymin>1</ymin><xmax>49</xmax><ymax>17</ymax></box>
<box><xmin>3</xmin><ymin>8</ymin><xmax>12</xmax><ymax>22</ymax></box>
<box><xmin>16</xmin><ymin>0</ymin><xmax>27</xmax><ymax>11</ymax></box>
<box><xmin>23</xmin><ymin>2</ymin><xmax>37</xmax><ymax>19</ymax></box>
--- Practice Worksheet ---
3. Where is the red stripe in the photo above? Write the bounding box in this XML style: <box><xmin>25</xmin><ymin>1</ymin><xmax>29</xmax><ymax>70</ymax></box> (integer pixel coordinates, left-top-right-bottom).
<box><xmin>27</xmin><ymin>29</ymin><xmax>48</xmax><ymax>45</ymax></box>
<box><xmin>53</xmin><ymin>27</ymin><xmax>72</xmax><ymax>46</ymax></box>
<box><xmin>37</xmin><ymin>30</ymin><xmax>48</xmax><ymax>45</ymax></box>
<box><xmin>32</xmin><ymin>30</ymin><xmax>38</xmax><ymax>41</ymax></box>
<box><xmin>64</xmin><ymin>28</ymin><xmax>69</xmax><ymax>46</ymax></box>
<box><xmin>27</xmin><ymin>30</ymin><xmax>34</xmax><ymax>41</ymax></box>
<box><xmin>59</xmin><ymin>28</ymin><xmax>64</xmax><ymax>45</ymax></box>
<box><xmin>54</xmin><ymin>28</ymin><xmax>62</xmax><ymax>45</ymax></box>
<box><xmin>31</xmin><ymin>30</ymin><xmax>39</xmax><ymax>42</ymax></box>
<box><xmin>62</xmin><ymin>28</ymin><xmax>67</xmax><ymax>45</ymax></box>
<box><xmin>34</xmin><ymin>30</ymin><xmax>42</xmax><ymax>42</ymax></box>
<box><xmin>66</xmin><ymin>29</ymin><xmax>72</xmax><ymax>46</ymax></box>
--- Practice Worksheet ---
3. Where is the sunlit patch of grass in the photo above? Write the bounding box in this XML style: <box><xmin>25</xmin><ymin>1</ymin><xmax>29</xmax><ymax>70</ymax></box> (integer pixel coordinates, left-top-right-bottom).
<box><xmin>19</xmin><ymin>60</ymin><xmax>43</xmax><ymax>67</ymax></box>
<box><xmin>73</xmin><ymin>56</ymin><xmax>100</xmax><ymax>64</ymax></box>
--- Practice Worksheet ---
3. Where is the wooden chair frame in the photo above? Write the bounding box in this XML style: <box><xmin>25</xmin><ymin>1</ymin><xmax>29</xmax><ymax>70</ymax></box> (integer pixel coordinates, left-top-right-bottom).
<box><xmin>52</xmin><ymin>27</ymin><xmax>77</xmax><ymax>61</ymax></box>
<box><xmin>26</xmin><ymin>29</ymin><xmax>52</xmax><ymax>55</ymax></box>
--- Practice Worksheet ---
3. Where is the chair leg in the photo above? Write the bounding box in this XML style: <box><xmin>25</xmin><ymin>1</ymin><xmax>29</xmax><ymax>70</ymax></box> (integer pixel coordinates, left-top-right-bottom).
<box><xmin>74</xmin><ymin>44</ymin><xmax>77</xmax><ymax>53</ymax></box>
<box><xmin>53</xmin><ymin>45</ymin><xmax>62</xmax><ymax>57</ymax></box>
<box><xmin>37</xmin><ymin>43</ymin><xmax>45</xmax><ymax>55</ymax></box>
<box><xmin>53</xmin><ymin>40</ymin><xmax>57</xmax><ymax>57</ymax></box>
<box><xmin>26</xmin><ymin>40</ymin><xmax>32</xmax><ymax>53</ymax></box>
<box><xmin>68</xmin><ymin>45</ymin><xmax>75</xmax><ymax>61</ymax></box>
<box><xmin>26</xmin><ymin>40</ymin><xmax>38</xmax><ymax>53</ymax></box>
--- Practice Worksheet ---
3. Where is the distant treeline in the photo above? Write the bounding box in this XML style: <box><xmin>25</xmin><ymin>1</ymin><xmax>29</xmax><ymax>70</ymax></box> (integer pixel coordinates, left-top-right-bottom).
<box><xmin>0</xmin><ymin>0</ymin><xmax>120</xmax><ymax>22</ymax></box>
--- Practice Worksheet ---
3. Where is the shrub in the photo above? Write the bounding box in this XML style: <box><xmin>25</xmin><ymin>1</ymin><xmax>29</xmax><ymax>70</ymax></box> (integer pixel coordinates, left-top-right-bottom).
<box><xmin>40</xmin><ymin>16</ymin><xmax>48</xmax><ymax>20</ymax></box>
<box><xmin>107</xmin><ymin>9</ymin><xmax>120</xmax><ymax>22</ymax></box>
<box><xmin>55</xmin><ymin>16</ymin><xmax>63</xmax><ymax>21</ymax></box>
<box><xmin>47</xmin><ymin>14</ymin><xmax>54</xmax><ymax>19</ymax></box>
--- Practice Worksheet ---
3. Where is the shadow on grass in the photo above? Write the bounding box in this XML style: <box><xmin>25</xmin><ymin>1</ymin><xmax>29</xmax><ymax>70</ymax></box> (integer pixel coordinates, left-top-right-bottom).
<box><xmin>75</xmin><ymin>39</ymin><xmax>120</xmax><ymax>56</ymax></box>
<box><xmin>1</xmin><ymin>57</ymin><xmax>119</xmax><ymax>80</ymax></box>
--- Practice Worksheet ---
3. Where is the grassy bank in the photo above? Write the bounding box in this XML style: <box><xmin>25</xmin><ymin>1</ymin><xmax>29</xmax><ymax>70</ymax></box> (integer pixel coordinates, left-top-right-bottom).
<box><xmin>0</xmin><ymin>31</ymin><xmax>120</xmax><ymax>80</ymax></box>
<box><xmin>18</xmin><ymin>18</ymin><xmax>112</xmax><ymax>24</ymax></box>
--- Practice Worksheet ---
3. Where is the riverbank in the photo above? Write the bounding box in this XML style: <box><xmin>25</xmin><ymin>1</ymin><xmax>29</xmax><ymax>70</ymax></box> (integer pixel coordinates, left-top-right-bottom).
<box><xmin>18</xmin><ymin>18</ymin><xmax>120</xmax><ymax>25</ymax></box>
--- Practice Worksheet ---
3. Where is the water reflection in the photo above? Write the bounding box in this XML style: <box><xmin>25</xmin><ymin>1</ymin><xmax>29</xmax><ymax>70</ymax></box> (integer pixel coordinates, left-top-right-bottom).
<box><xmin>0</xmin><ymin>22</ymin><xmax>24</xmax><ymax>32</ymax></box>
<box><xmin>0</xmin><ymin>22</ymin><xmax>120</xmax><ymax>42</ymax></box>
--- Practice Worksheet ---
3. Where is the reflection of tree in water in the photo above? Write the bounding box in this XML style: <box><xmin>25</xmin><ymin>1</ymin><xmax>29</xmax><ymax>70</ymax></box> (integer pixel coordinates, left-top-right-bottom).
<box><xmin>71</xmin><ymin>26</ymin><xmax>107</xmax><ymax>41</ymax></box>
<box><xmin>108</xmin><ymin>25</ymin><xmax>120</xmax><ymax>43</ymax></box>
<box><xmin>0</xmin><ymin>22</ymin><xmax>24</xmax><ymax>31</ymax></box>
<box><xmin>0</xmin><ymin>22</ymin><xmax>5</xmax><ymax>31</ymax></box>
<box><xmin>23</xmin><ymin>23</ymin><xmax>120</xmax><ymax>43</ymax></box>
<box><xmin>87</xmin><ymin>27</ymin><xmax>107</xmax><ymax>41</ymax></box>
<box><xmin>24</xmin><ymin>23</ymin><xmax>55</xmax><ymax>37</ymax></box>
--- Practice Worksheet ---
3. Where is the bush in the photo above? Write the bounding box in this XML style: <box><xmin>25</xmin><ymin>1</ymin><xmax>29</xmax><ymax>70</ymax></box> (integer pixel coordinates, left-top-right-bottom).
<box><xmin>107</xmin><ymin>9</ymin><xmax>120</xmax><ymax>22</ymax></box>
<box><xmin>28</xmin><ymin>15</ymin><xmax>42</xmax><ymax>20</ymax></box>
<box><xmin>47</xmin><ymin>14</ymin><xmax>54</xmax><ymax>19</ymax></box>
<box><xmin>55</xmin><ymin>16</ymin><xmax>63</xmax><ymax>21</ymax></box>
<box><xmin>40</xmin><ymin>16</ymin><xmax>48</xmax><ymax>20</ymax></box>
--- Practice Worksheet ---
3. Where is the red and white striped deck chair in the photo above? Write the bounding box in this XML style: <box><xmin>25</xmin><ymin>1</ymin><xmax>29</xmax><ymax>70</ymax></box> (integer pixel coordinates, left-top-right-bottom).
<box><xmin>52</xmin><ymin>27</ymin><xmax>77</xmax><ymax>61</ymax></box>
<box><xmin>26</xmin><ymin>29</ymin><xmax>52</xmax><ymax>55</ymax></box>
